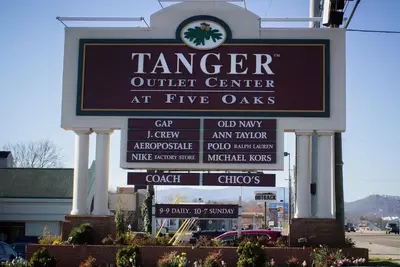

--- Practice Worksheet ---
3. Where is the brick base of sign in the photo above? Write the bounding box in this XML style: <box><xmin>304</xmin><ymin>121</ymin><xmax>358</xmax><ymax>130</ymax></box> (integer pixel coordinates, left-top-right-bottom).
<box><xmin>26</xmin><ymin>245</ymin><xmax>368</xmax><ymax>267</ymax></box>
<box><xmin>289</xmin><ymin>218</ymin><xmax>345</xmax><ymax>247</ymax></box>
<box><xmin>61</xmin><ymin>215</ymin><xmax>116</xmax><ymax>244</ymax></box>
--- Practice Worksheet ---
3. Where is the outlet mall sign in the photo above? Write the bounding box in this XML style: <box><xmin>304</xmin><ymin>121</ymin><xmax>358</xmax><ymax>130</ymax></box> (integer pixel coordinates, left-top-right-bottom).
<box><xmin>61</xmin><ymin>4</ymin><xmax>345</xmax><ymax>171</ymax></box>
<box><xmin>77</xmin><ymin>16</ymin><xmax>329</xmax><ymax>118</ymax></box>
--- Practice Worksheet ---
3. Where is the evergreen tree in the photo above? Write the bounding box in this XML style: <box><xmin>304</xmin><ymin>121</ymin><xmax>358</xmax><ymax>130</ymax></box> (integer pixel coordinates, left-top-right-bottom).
<box><xmin>141</xmin><ymin>185</ymin><xmax>154</xmax><ymax>233</ymax></box>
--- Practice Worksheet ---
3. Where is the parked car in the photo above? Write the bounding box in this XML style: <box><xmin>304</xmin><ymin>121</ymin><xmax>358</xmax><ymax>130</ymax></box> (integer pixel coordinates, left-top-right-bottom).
<box><xmin>191</xmin><ymin>230</ymin><xmax>227</xmax><ymax>240</ymax></box>
<box><xmin>385</xmin><ymin>223</ymin><xmax>400</xmax><ymax>234</ymax></box>
<box><xmin>0</xmin><ymin>242</ymin><xmax>18</xmax><ymax>263</ymax></box>
<box><xmin>345</xmin><ymin>223</ymin><xmax>356</xmax><ymax>232</ymax></box>
<box><xmin>11</xmin><ymin>243</ymin><xmax>28</xmax><ymax>259</ymax></box>
<box><xmin>213</xmin><ymin>229</ymin><xmax>282</xmax><ymax>245</ymax></box>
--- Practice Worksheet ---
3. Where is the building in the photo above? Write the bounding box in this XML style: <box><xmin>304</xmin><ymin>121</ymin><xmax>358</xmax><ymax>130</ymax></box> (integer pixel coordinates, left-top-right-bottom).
<box><xmin>109</xmin><ymin>187</ymin><xmax>146</xmax><ymax>231</ymax></box>
<box><xmin>0</xmin><ymin>167</ymin><xmax>75</xmax><ymax>243</ymax></box>
<box><xmin>0</xmin><ymin>160</ymin><xmax>146</xmax><ymax>242</ymax></box>
<box><xmin>0</xmin><ymin>153</ymin><xmax>96</xmax><ymax>243</ymax></box>
<box><xmin>0</xmin><ymin>151</ymin><xmax>13</xmax><ymax>168</ymax></box>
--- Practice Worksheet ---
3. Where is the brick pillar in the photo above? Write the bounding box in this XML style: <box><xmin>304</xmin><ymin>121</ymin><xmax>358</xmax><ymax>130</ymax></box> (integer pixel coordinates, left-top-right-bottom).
<box><xmin>289</xmin><ymin>218</ymin><xmax>345</xmax><ymax>247</ymax></box>
<box><xmin>62</xmin><ymin>215</ymin><xmax>116</xmax><ymax>244</ymax></box>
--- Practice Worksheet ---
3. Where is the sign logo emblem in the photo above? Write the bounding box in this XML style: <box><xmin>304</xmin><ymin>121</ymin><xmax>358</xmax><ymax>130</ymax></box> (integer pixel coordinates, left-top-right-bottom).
<box><xmin>181</xmin><ymin>20</ymin><xmax>227</xmax><ymax>50</ymax></box>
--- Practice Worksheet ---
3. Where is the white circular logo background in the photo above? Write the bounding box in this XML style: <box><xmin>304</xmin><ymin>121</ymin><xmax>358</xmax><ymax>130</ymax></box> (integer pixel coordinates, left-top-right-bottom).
<box><xmin>181</xmin><ymin>20</ymin><xmax>227</xmax><ymax>50</ymax></box>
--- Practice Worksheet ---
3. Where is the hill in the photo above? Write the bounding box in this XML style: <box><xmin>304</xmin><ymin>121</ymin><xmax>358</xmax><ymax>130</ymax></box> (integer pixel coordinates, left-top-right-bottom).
<box><xmin>345</xmin><ymin>194</ymin><xmax>400</xmax><ymax>218</ymax></box>
<box><xmin>155</xmin><ymin>189</ymin><xmax>400</xmax><ymax>219</ymax></box>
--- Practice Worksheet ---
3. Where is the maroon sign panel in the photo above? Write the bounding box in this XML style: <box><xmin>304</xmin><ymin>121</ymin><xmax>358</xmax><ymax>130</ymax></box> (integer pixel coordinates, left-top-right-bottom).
<box><xmin>203</xmin><ymin>119</ymin><xmax>277</xmax><ymax>164</ymax></box>
<box><xmin>126</xmin><ymin>119</ymin><xmax>200</xmax><ymax>163</ymax></box>
<box><xmin>155</xmin><ymin>204</ymin><xmax>239</xmax><ymax>218</ymax></box>
<box><xmin>127</xmin><ymin>172</ymin><xmax>199</xmax><ymax>186</ymax></box>
<box><xmin>202</xmin><ymin>173</ymin><xmax>275</xmax><ymax>187</ymax></box>
<box><xmin>77</xmin><ymin>40</ymin><xmax>328</xmax><ymax>117</ymax></box>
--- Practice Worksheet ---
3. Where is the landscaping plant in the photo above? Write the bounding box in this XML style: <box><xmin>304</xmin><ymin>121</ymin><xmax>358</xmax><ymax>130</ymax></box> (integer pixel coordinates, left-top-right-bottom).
<box><xmin>28</xmin><ymin>247</ymin><xmax>57</xmax><ymax>267</ymax></box>
<box><xmin>1</xmin><ymin>257</ymin><xmax>28</xmax><ymax>267</ymax></box>
<box><xmin>116</xmin><ymin>245</ymin><xmax>143</xmax><ymax>267</ymax></box>
<box><xmin>79</xmin><ymin>256</ymin><xmax>97</xmax><ymax>267</ymax></box>
<box><xmin>157</xmin><ymin>251</ymin><xmax>189</xmax><ymax>267</ymax></box>
<box><xmin>311</xmin><ymin>245</ymin><xmax>366</xmax><ymax>267</ymax></box>
<box><xmin>141</xmin><ymin>185</ymin><xmax>154</xmax><ymax>234</ymax></box>
<box><xmin>68</xmin><ymin>223</ymin><xmax>94</xmax><ymax>245</ymax></box>
<box><xmin>203</xmin><ymin>250</ymin><xmax>227</xmax><ymax>267</ymax></box>
<box><xmin>38</xmin><ymin>225</ymin><xmax>61</xmax><ymax>245</ymax></box>
<box><xmin>115</xmin><ymin>200</ymin><xmax>126</xmax><ymax>238</ymax></box>
<box><xmin>236</xmin><ymin>241</ymin><xmax>267</xmax><ymax>267</ymax></box>
<box><xmin>286</xmin><ymin>257</ymin><xmax>305</xmax><ymax>267</ymax></box>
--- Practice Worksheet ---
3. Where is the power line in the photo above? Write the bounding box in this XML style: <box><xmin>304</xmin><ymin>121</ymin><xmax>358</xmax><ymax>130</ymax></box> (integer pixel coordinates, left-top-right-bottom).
<box><xmin>347</xmin><ymin>28</ymin><xmax>400</xmax><ymax>34</ymax></box>
<box><xmin>344</xmin><ymin>0</ymin><xmax>361</xmax><ymax>28</ymax></box>
<box><xmin>265</xmin><ymin>0</ymin><xmax>273</xmax><ymax>17</ymax></box>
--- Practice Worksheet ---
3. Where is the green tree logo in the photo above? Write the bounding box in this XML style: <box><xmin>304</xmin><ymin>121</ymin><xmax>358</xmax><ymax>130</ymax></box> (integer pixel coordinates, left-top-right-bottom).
<box><xmin>184</xmin><ymin>22</ymin><xmax>223</xmax><ymax>46</ymax></box>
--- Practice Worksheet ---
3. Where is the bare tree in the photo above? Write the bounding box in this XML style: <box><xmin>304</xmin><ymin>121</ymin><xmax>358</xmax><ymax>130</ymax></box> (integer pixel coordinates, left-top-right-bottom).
<box><xmin>3</xmin><ymin>139</ymin><xmax>64</xmax><ymax>168</ymax></box>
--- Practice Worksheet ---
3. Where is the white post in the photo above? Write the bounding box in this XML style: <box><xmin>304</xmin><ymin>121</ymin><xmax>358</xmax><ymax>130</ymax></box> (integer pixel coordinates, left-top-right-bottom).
<box><xmin>152</xmin><ymin>198</ymin><xmax>157</xmax><ymax>238</ymax></box>
<box><xmin>294</xmin><ymin>131</ymin><xmax>312</xmax><ymax>218</ymax></box>
<box><xmin>316</xmin><ymin>131</ymin><xmax>334</xmax><ymax>218</ymax></box>
<box><xmin>92</xmin><ymin>129</ymin><xmax>113</xmax><ymax>215</ymax></box>
<box><xmin>71</xmin><ymin>129</ymin><xmax>92</xmax><ymax>215</ymax></box>
<box><xmin>237</xmin><ymin>196</ymin><xmax>242</xmax><ymax>238</ymax></box>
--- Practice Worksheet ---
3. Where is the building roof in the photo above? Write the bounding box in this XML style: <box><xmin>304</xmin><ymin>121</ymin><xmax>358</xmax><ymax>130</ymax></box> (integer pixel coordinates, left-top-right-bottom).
<box><xmin>0</xmin><ymin>151</ymin><xmax>11</xmax><ymax>158</ymax></box>
<box><xmin>0</xmin><ymin>161</ymin><xmax>96</xmax><ymax>199</ymax></box>
<box><xmin>0</xmin><ymin>168</ymin><xmax>74</xmax><ymax>198</ymax></box>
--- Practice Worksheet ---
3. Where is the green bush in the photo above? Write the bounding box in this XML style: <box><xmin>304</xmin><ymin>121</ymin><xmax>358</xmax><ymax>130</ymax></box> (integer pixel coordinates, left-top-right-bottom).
<box><xmin>236</xmin><ymin>241</ymin><xmax>267</xmax><ymax>267</ymax></box>
<box><xmin>116</xmin><ymin>245</ymin><xmax>143</xmax><ymax>267</ymax></box>
<box><xmin>68</xmin><ymin>223</ymin><xmax>94</xmax><ymax>245</ymax></box>
<box><xmin>28</xmin><ymin>247</ymin><xmax>57</xmax><ymax>267</ymax></box>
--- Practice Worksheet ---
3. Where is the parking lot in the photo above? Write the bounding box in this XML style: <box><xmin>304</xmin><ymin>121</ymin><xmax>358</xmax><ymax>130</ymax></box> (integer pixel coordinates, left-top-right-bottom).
<box><xmin>347</xmin><ymin>232</ymin><xmax>400</xmax><ymax>260</ymax></box>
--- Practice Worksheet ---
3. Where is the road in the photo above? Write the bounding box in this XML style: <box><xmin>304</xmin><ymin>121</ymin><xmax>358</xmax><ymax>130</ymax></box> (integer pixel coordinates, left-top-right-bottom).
<box><xmin>347</xmin><ymin>232</ymin><xmax>400</xmax><ymax>260</ymax></box>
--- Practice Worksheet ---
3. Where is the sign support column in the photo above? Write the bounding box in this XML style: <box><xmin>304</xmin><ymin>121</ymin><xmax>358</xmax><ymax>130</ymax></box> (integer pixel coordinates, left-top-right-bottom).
<box><xmin>71</xmin><ymin>128</ymin><xmax>92</xmax><ymax>215</ymax></box>
<box><xmin>316</xmin><ymin>131</ymin><xmax>334</xmax><ymax>218</ymax></box>
<box><xmin>93</xmin><ymin>129</ymin><xmax>113</xmax><ymax>215</ymax></box>
<box><xmin>294</xmin><ymin>131</ymin><xmax>312</xmax><ymax>218</ymax></box>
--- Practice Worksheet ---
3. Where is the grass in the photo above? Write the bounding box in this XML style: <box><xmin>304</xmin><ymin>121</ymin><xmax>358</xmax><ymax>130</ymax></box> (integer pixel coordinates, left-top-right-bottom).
<box><xmin>368</xmin><ymin>258</ymin><xmax>400</xmax><ymax>266</ymax></box>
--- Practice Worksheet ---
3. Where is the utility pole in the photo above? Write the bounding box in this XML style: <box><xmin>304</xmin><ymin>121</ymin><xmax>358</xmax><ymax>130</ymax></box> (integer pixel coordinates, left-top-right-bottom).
<box><xmin>309</xmin><ymin>0</ymin><xmax>321</xmax><ymax>28</ymax></box>
<box><xmin>309</xmin><ymin>0</ymin><xmax>321</xmax><ymax>219</ymax></box>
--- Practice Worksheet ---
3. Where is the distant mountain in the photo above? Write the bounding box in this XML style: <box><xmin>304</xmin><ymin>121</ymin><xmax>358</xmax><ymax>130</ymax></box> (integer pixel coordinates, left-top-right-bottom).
<box><xmin>345</xmin><ymin>194</ymin><xmax>400</xmax><ymax>218</ymax></box>
<box><xmin>155</xmin><ymin>190</ymin><xmax>400</xmax><ymax>218</ymax></box>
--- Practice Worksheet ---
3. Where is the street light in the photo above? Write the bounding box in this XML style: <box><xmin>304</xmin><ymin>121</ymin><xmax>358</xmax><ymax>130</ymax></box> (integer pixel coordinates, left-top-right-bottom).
<box><xmin>284</xmin><ymin>152</ymin><xmax>292</xmax><ymax>223</ymax></box>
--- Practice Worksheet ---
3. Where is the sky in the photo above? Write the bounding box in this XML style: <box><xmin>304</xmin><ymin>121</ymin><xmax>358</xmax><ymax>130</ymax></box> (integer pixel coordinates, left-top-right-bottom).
<box><xmin>0</xmin><ymin>0</ymin><xmax>399</xmax><ymax>202</ymax></box>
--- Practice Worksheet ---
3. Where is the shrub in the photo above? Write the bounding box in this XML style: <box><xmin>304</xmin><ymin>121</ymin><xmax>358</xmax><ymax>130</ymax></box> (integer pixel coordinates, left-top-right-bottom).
<box><xmin>68</xmin><ymin>223</ymin><xmax>94</xmax><ymax>245</ymax></box>
<box><xmin>38</xmin><ymin>226</ymin><xmax>61</xmax><ymax>245</ymax></box>
<box><xmin>236</xmin><ymin>241</ymin><xmax>267</xmax><ymax>267</ymax></box>
<box><xmin>311</xmin><ymin>245</ymin><xmax>366</xmax><ymax>267</ymax></box>
<box><xmin>132</xmin><ymin>235</ymin><xmax>171</xmax><ymax>246</ymax></box>
<box><xmin>198</xmin><ymin>236</ymin><xmax>221</xmax><ymax>247</ymax></box>
<box><xmin>29</xmin><ymin>247</ymin><xmax>57</xmax><ymax>267</ymax></box>
<box><xmin>203</xmin><ymin>250</ymin><xmax>227</xmax><ymax>267</ymax></box>
<box><xmin>102</xmin><ymin>234</ymin><xmax>115</xmax><ymax>245</ymax></box>
<box><xmin>274</xmin><ymin>236</ymin><xmax>288</xmax><ymax>248</ymax></box>
<box><xmin>1</xmin><ymin>257</ymin><xmax>28</xmax><ymax>267</ymax></box>
<box><xmin>286</xmin><ymin>257</ymin><xmax>302</xmax><ymax>267</ymax></box>
<box><xmin>116</xmin><ymin>245</ymin><xmax>143</xmax><ymax>267</ymax></box>
<box><xmin>79</xmin><ymin>256</ymin><xmax>97</xmax><ymax>267</ymax></box>
<box><xmin>343</xmin><ymin>237</ymin><xmax>356</xmax><ymax>248</ymax></box>
<box><xmin>115</xmin><ymin>201</ymin><xmax>126</xmax><ymax>237</ymax></box>
<box><xmin>311</xmin><ymin>246</ymin><xmax>345</xmax><ymax>267</ymax></box>
<box><xmin>157</xmin><ymin>251</ymin><xmax>188</xmax><ymax>267</ymax></box>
